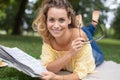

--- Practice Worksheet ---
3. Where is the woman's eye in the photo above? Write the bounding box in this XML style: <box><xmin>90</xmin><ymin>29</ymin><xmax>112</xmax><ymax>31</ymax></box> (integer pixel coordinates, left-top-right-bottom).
<box><xmin>48</xmin><ymin>18</ymin><xmax>55</xmax><ymax>23</ymax></box>
<box><xmin>59</xmin><ymin>18</ymin><xmax>65</xmax><ymax>23</ymax></box>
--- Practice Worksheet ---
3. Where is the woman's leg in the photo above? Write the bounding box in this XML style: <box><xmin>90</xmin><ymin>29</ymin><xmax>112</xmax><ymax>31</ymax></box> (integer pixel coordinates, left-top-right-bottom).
<box><xmin>76</xmin><ymin>11</ymin><xmax>104</xmax><ymax>67</ymax></box>
<box><xmin>92</xmin><ymin>48</ymin><xmax>104</xmax><ymax>67</ymax></box>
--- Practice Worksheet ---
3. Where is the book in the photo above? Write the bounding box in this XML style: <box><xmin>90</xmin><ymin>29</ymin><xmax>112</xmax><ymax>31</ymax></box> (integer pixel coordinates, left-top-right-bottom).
<box><xmin>0</xmin><ymin>45</ymin><xmax>47</xmax><ymax>77</ymax></box>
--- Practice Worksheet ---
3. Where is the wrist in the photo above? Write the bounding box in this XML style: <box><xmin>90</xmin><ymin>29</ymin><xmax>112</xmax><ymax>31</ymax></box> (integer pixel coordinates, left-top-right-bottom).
<box><xmin>54</xmin><ymin>75</ymin><xmax>63</xmax><ymax>80</ymax></box>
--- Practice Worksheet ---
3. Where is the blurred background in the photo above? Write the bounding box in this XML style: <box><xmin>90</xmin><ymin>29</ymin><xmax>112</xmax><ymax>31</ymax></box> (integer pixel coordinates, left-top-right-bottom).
<box><xmin>0</xmin><ymin>0</ymin><xmax>120</xmax><ymax>80</ymax></box>
<box><xmin>0</xmin><ymin>0</ymin><xmax>120</xmax><ymax>39</ymax></box>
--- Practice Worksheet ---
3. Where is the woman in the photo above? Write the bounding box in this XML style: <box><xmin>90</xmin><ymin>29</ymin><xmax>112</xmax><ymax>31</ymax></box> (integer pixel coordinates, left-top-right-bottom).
<box><xmin>76</xmin><ymin>11</ymin><xmax>104</xmax><ymax>67</ymax></box>
<box><xmin>32</xmin><ymin>0</ymin><xmax>95</xmax><ymax>80</ymax></box>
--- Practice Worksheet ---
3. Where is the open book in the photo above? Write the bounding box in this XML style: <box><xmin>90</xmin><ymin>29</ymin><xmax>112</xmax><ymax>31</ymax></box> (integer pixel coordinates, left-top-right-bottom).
<box><xmin>0</xmin><ymin>45</ymin><xmax>47</xmax><ymax>77</ymax></box>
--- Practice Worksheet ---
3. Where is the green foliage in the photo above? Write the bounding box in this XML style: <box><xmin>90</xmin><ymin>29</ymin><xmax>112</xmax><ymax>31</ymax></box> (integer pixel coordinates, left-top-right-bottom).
<box><xmin>68</xmin><ymin>0</ymin><xmax>79</xmax><ymax>9</ymax></box>
<box><xmin>111</xmin><ymin>6</ymin><xmax>120</xmax><ymax>39</ymax></box>
<box><xmin>0</xmin><ymin>0</ymin><xmax>21</xmax><ymax>34</ymax></box>
<box><xmin>0</xmin><ymin>10</ymin><xmax>6</xmax><ymax>20</ymax></box>
<box><xmin>71</xmin><ymin>0</ymin><xmax>108</xmax><ymax>25</ymax></box>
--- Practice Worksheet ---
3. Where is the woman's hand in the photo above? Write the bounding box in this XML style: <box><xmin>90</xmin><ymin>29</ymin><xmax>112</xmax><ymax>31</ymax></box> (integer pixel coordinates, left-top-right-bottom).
<box><xmin>40</xmin><ymin>71</ymin><xmax>60</xmax><ymax>80</ymax></box>
<box><xmin>69</xmin><ymin>37</ymin><xmax>85</xmax><ymax>56</ymax></box>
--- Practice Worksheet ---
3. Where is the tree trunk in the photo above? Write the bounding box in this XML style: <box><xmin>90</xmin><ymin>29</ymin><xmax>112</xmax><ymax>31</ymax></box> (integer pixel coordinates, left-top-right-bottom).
<box><xmin>12</xmin><ymin>0</ymin><xmax>28</xmax><ymax>35</ymax></box>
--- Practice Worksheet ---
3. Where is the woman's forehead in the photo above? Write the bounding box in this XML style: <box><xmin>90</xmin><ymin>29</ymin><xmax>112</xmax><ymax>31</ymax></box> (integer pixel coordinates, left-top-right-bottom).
<box><xmin>47</xmin><ymin>7</ymin><xmax>68</xmax><ymax>17</ymax></box>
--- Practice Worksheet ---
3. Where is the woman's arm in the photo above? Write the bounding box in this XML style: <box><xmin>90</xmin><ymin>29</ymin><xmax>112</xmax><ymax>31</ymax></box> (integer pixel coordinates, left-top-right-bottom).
<box><xmin>40</xmin><ymin>71</ymin><xmax>80</xmax><ymax>80</ymax></box>
<box><xmin>46</xmin><ymin>37</ymin><xmax>85</xmax><ymax>73</ymax></box>
<box><xmin>46</xmin><ymin>51</ymin><xmax>74</xmax><ymax>73</ymax></box>
<box><xmin>40</xmin><ymin>43</ymin><xmax>95</xmax><ymax>80</ymax></box>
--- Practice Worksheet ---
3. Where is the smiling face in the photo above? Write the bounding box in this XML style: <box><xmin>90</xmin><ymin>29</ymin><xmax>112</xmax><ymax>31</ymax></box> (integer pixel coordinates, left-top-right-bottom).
<box><xmin>47</xmin><ymin>7</ymin><xmax>71</xmax><ymax>38</ymax></box>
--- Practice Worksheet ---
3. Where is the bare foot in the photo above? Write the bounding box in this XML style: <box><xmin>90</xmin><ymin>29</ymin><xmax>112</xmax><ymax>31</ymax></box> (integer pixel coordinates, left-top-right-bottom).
<box><xmin>92</xmin><ymin>10</ymin><xmax>100</xmax><ymax>26</ymax></box>
<box><xmin>76</xmin><ymin>14</ymin><xmax>83</xmax><ymax>28</ymax></box>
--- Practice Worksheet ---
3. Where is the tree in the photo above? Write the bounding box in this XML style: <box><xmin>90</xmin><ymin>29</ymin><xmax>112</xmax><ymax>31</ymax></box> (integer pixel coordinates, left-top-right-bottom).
<box><xmin>111</xmin><ymin>6</ymin><xmax>120</xmax><ymax>39</ymax></box>
<box><xmin>12</xmin><ymin>0</ymin><xmax>28</xmax><ymax>35</ymax></box>
<box><xmin>0</xmin><ymin>0</ymin><xmax>17</xmax><ymax>34</ymax></box>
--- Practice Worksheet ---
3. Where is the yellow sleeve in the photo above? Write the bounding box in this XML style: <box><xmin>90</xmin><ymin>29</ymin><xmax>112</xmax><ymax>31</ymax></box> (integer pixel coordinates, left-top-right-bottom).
<box><xmin>40</xmin><ymin>42</ymin><xmax>56</xmax><ymax>67</ymax></box>
<box><xmin>73</xmin><ymin>44</ymin><xmax>95</xmax><ymax>79</ymax></box>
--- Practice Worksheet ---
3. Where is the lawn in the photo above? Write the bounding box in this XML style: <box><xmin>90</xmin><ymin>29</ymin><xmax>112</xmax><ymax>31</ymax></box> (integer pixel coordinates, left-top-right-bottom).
<box><xmin>0</xmin><ymin>35</ymin><xmax>120</xmax><ymax>80</ymax></box>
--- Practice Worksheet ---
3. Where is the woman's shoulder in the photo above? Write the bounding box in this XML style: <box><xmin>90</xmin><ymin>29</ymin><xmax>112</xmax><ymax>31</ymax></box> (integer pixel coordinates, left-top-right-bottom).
<box><xmin>42</xmin><ymin>40</ymin><xmax>51</xmax><ymax>48</ymax></box>
<box><xmin>43</xmin><ymin>39</ymin><xmax>57</xmax><ymax>51</ymax></box>
<box><xmin>44</xmin><ymin>40</ymin><xmax>49</xmax><ymax>44</ymax></box>
<box><xmin>80</xmin><ymin>29</ymin><xmax>88</xmax><ymax>40</ymax></box>
<box><xmin>72</xmin><ymin>28</ymin><xmax>88</xmax><ymax>40</ymax></box>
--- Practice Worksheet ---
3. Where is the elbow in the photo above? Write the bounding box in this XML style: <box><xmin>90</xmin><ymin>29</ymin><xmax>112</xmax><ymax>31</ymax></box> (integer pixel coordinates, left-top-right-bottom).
<box><xmin>46</xmin><ymin>66</ymin><xmax>60</xmax><ymax>73</ymax></box>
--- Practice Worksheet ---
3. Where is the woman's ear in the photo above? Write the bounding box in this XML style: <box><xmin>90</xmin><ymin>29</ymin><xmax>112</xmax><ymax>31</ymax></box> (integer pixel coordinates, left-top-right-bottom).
<box><xmin>68</xmin><ymin>16</ymin><xmax>71</xmax><ymax>24</ymax></box>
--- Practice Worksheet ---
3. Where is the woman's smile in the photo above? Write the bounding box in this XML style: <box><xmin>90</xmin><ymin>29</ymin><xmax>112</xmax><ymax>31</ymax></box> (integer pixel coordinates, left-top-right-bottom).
<box><xmin>52</xmin><ymin>29</ymin><xmax>61</xmax><ymax>34</ymax></box>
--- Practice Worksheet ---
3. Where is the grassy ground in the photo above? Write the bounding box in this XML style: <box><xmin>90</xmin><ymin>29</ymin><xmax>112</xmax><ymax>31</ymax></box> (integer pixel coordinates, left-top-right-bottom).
<box><xmin>98</xmin><ymin>39</ymin><xmax>120</xmax><ymax>63</ymax></box>
<box><xmin>0</xmin><ymin>35</ymin><xmax>120</xmax><ymax>80</ymax></box>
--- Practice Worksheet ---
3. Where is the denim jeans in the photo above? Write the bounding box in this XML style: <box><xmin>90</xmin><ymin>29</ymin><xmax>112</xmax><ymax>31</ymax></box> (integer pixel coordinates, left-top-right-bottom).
<box><xmin>81</xmin><ymin>24</ymin><xmax>104</xmax><ymax>67</ymax></box>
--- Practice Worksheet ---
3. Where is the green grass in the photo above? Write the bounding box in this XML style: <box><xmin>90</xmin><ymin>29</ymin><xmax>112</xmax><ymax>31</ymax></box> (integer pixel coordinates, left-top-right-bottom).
<box><xmin>0</xmin><ymin>35</ymin><xmax>43</xmax><ymax>58</ymax></box>
<box><xmin>0</xmin><ymin>35</ymin><xmax>120</xmax><ymax>80</ymax></box>
<box><xmin>98</xmin><ymin>39</ymin><xmax>120</xmax><ymax>63</ymax></box>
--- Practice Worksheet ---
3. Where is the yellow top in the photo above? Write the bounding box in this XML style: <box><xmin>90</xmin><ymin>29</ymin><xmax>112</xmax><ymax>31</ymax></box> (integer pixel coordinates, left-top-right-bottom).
<box><xmin>40</xmin><ymin>42</ymin><xmax>95</xmax><ymax>79</ymax></box>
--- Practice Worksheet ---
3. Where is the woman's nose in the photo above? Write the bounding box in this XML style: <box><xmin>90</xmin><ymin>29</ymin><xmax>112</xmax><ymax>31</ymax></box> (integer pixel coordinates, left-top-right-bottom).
<box><xmin>53</xmin><ymin>21</ymin><xmax>59</xmax><ymax>28</ymax></box>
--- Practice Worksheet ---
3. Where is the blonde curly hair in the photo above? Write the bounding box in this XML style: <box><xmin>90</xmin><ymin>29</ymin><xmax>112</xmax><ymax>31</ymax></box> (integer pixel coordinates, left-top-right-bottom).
<box><xmin>32</xmin><ymin>0</ymin><xmax>77</xmax><ymax>41</ymax></box>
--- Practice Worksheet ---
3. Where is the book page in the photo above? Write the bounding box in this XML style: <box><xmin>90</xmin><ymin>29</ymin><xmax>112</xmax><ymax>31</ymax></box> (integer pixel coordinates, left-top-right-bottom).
<box><xmin>1</xmin><ymin>46</ymin><xmax>47</xmax><ymax>76</ymax></box>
